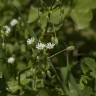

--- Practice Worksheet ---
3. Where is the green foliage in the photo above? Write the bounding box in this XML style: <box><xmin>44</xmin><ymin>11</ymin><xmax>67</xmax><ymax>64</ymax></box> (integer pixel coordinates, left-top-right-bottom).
<box><xmin>0</xmin><ymin>0</ymin><xmax>96</xmax><ymax>96</ymax></box>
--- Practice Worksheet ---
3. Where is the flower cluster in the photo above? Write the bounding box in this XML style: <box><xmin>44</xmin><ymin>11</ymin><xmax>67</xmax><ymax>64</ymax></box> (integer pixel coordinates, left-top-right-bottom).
<box><xmin>36</xmin><ymin>42</ymin><xmax>55</xmax><ymax>50</ymax></box>
<box><xmin>27</xmin><ymin>37</ymin><xmax>35</xmax><ymax>45</ymax></box>
<box><xmin>1</xmin><ymin>18</ymin><xmax>18</xmax><ymax>36</ymax></box>
<box><xmin>1</xmin><ymin>18</ymin><xmax>56</xmax><ymax>64</ymax></box>
<box><xmin>1</xmin><ymin>25</ymin><xmax>11</xmax><ymax>36</ymax></box>
<box><xmin>46</xmin><ymin>42</ymin><xmax>55</xmax><ymax>49</ymax></box>
<box><xmin>10</xmin><ymin>19</ymin><xmax>18</xmax><ymax>27</ymax></box>
<box><xmin>3</xmin><ymin>26</ymin><xmax>11</xmax><ymax>34</ymax></box>
<box><xmin>7</xmin><ymin>56</ymin><xmax>15</xmax><ymax>64</ymax></box>
<box><xmin>36</xmin><ymin>42</ymin><xmax>46</xmax><ymax>50</ymax></box>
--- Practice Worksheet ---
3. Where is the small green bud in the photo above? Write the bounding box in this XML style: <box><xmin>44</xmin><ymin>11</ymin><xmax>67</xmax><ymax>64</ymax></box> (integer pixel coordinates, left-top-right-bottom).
<box><xmin>66</xmin><ymin>45</ymin><xmax>75</xmax><ymax>51</ymax></box>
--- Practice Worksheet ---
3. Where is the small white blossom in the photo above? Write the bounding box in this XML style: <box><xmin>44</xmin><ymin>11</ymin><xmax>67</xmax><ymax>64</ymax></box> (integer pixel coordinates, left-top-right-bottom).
<box><xmin>2</xmin><ymin>25</ymin><xmax>11</xmax><ymax>34</ymax></box>
<box><xmin>10</xmin><ymin>19</ymin><xmax>18</xmax><ymax>26</ymax></box>
<box><xmin>46</xmin><ymin>42</ymin><xmax>55</xmax><ymax>49</ymax></box>
<box><xmin>27</xmin><ymin>37</ymin><xmax>35</xmax><ymax>45</ymax></box>
<box><xmin>36</xmin><ymin>56</ymin><xmax>40</xmax><ymax>60</ymax></box>
<box><xmin>8</xmin><ymin>57</ymin><xmax>15</xmax><ymax>64</ymax></box>
<box><xmin>36</xmin><ymin>42</ymin><xmax>46</xmax><ymax>50</ymax></box>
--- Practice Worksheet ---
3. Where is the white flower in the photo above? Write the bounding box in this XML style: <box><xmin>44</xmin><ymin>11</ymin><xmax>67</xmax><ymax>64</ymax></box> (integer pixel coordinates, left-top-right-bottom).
<box><xmin>2</xmin><ymin>25</ymin><xmax>11</xmax><ymax>34</ymax></box>
<box><xmin>8</xmin><ymin>57</ymin><xmax>15</xmax><ymax>64</ymax></box>
<box><xmin>27</xmin><ymin>37</ymin><xmax>35</xmax><ymax>45</ymax></box>
<box><xmin>46</xmin><ymin>42</ymin><xmax>55</xmax><ymax>49</ymax></box>
<box><xmin>36</xmin><ymin>42</ymin><xmax>46</xmax><ymax>50</ymax></box>
<box><xmin>10</xmin><ymin>19</ymin><xmax>18</xmax><ymax>26</ymax></box>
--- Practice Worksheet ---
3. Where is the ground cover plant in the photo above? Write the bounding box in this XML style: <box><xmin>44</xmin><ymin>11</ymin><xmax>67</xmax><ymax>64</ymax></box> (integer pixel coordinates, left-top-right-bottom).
<box><xmin>0</xmin><ymin>0</ymin><xmax>96</xmax><ymax>96</ymax></box>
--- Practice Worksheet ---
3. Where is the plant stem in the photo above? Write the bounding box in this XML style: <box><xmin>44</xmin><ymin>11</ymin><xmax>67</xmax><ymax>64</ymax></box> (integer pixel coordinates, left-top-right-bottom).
<box><xmin>48</xmin><ymin>48</ymin><xmax>66</xmax><ymax>59</ymax></box>
<box><xmin>95</xmin><ymin>80</ymin><xmax>96</xmax><ymax>96</ymax></box>
<box><xmin>47</xmin><ymin>59</ymin><xmax>66</xmax><ymax>94</ymax></box>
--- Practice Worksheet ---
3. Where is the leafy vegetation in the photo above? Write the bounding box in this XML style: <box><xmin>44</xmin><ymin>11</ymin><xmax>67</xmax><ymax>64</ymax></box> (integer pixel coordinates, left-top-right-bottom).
<box><xmin>0</xmin><ymin>0</ymin><xmax>96</xmax><ymax>96</ymax></box>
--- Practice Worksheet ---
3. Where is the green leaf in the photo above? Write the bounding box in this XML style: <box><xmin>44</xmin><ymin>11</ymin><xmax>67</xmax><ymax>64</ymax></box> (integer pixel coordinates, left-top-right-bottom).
<box><xmin>81</xmin><ymin>57</ymin><xmax>96</xmax><ymax>72</ymax></box>
<box><xmin>20</xmin><ymin>44</ymin><xmax>26</xmax><ymax>53</ymax></box>
<box><xmin>20</xmin><ymin>73</ymin><xmax>30</xmax><ymax>85</ymax></box>
<box><xmin>71</xmin><ymin>9</ymin><xmax>92</xmax><ymax>28</ymax></box>
<box><xmin>38</xmin><ymin>89</ymin><xmax>49</xmax><ymax>96</ymax></box>
<box><xmin>12</xmin><ymin>0</ymin><xmax>21</xmax><ymax>8</ymax></box>
<box><xmin>5</xmin><ymin>44</ymin><xmax>15</xmax><ymax>54</ymax></box>
<box><xmin>81</xmin><ymin>86</ymin><xmax>93</xmax><ymax>96</ymax></box>
<box><xmin>69</xmin><ymin>82</ymin><xmax>79</xmax><ymax>96</ymax></box>
<box><xmin>69</xmin><ymin>74</ymin><xmax>81</xmax><ymax>96</ymax></box>
<box><xmin>0</xmin><ymin>62</ymin><xmax>9</xmax><ymax>78</ymax></box>
<box><xmin>50</xmin><ymin>8</ymin><xmax>61</xmax><ymax>24</ymax></box>
<box><xmin>81</xmin><ymin>63</ymin><xmax>89</xmax><ymax>74</ymax></box>
<box><xmin>7</xmin><ymin>80</ymin><xmax>21</xmax><ymax>93</ymax></box>
<box><xmin>70</xmin><ymin>0</ymin><xmax>96</xmax><ymax>28</ymax></box>
<box><xmin>75</xmin><ymin>0</ymin><xmax>96</xmax><ymax>10</ymax></box>
<box><xmin>17</xmin><ymin>61</ymin><xmax>26</xmax><ymax>71</ymax></box>
<box><xmin>28</xmin><ymin>7</ymin><xmax>39</xmax><ymax>23</ymax></box>
<box><xmin>80</xmin><ymin>75</ymin><xmax>89</xmax><ymax>89</ymax></box>
<box><xmin>60</xmin><ymin>67</ymin><xmax>69</xmax><ymax>83</ymax></box>
<box><xmin>40</xmin><ymin>13</ymin><xmax>48</xmax><ymax>29</ymax></box>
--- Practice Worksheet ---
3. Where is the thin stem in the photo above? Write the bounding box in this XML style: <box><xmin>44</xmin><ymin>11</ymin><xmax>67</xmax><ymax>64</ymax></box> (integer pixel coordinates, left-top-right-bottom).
<box><xmin>48</xmin><ymin>47</ymin><xmax>74</xmax><ymax>95</ymax></box>
<box><xmin>18</xmin><ymin>67</ymin><xmax>31</xmax><ymax>85</ymax></box>
<box><xmin>52</xmin><ymin>24</ymin><xmax>56</xmax><ymax>37</ymax></box>
<box><xmin>95</xmin><ymin>80</ymin><xmax>96</xmax><ymax>96</ymax></box>
<box><xmin>48</xmin><ymin>48</ymin><xmax>66</xmax><ymax>59</ymax></box>
<box><xmin>47</xmin><ymin>59</ymin><xmax>66</xmax><ymax>94</ymax></box>
<box><xmin>66</xmin><ymin>52</ymin><xmax>70</xmax><ymax>70</ymax></box>
<box><xmin>2</xmin><ymin>34</ymin><xmax>5</xmax><ymax>48</ymax></box>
